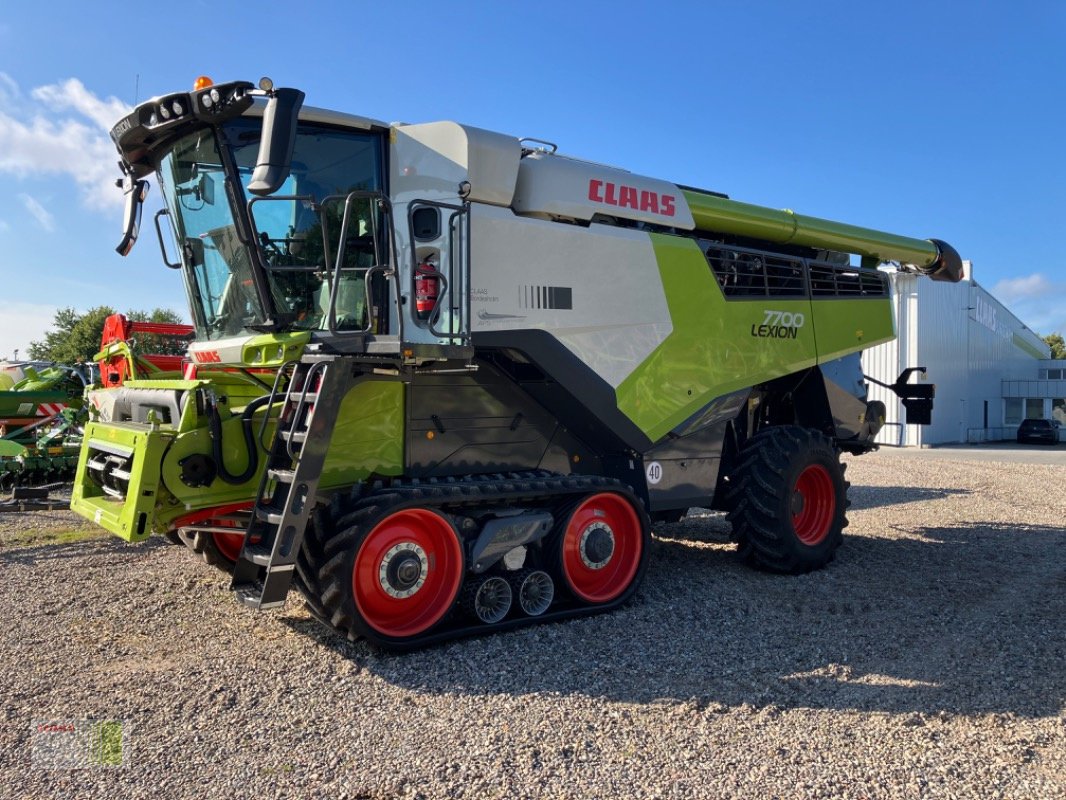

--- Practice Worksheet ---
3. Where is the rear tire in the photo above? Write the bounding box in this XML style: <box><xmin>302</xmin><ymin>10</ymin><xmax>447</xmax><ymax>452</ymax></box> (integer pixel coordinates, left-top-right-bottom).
<box><xmin>727</xmin><ymin>425</ymin><xmax>848</xmax><ymax>574</ymax></box>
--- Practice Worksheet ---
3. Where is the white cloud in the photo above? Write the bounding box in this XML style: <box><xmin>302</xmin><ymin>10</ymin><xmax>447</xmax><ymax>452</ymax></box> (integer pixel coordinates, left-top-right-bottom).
<box><xmin>19</xmin><ymin>193</ymin><xmax>55</xmax><ymax>231</ymax></box>
<box><xmin>0</xmin><ymin>302</ymin><xmax>58</xmax><ymax>361</ymax></box>
<box><xmin>0</xmin><ymin>73</ymin><xmax>130</xmax><ymax>210</ymax></box>
<box><xmin>992</xmin><ymin>272</ymin><xmax>1066</xmax><ymax>336</ymax></box>
<box><xmin>992</xmin><ymin>273</ymin><xmax>1056</xmax><ymax>304</ymax></box>
<box><xmin>32</xmin><ymin>79</ymin><xmax>131</xmax><ymax>133</ymax></box>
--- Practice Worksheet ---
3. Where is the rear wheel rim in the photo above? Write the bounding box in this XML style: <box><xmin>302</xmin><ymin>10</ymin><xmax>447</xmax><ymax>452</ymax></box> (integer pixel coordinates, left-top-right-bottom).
<box><xmin>559</xmin><ymin>493</ymin><xmax>643</xmax><ymax>604</ymax></box>
<box><xmin>791</xmin><ymin>464</ymin><xmax>836</xmax><ymax>545</ymax></box>
<box><xmin>353</xmin><ymin>508</ymin><xmax>463</xmax><ymax>638</ymax></box>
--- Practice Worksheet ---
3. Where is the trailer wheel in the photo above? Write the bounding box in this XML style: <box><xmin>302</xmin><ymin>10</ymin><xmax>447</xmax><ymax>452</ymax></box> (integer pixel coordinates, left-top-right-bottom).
<box><xmin>727</xmin><ymin>425</ymin><xmax>848</xmax><ymax>574</ymax></box>
<box><xmin>555</xmin><ymin>492</ymin><xmax>647</xmax><ymax>604</ymax></box>
<box><xmin>316</xmin><ymin>505</ymin><xmax>464</xmax><ymax>643</ymax></box>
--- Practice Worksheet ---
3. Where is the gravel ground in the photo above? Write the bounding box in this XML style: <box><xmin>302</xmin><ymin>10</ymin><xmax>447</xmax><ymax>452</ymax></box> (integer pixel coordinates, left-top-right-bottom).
<box><xmin>1</xmin><ymin>452</ymin><xmax>1063</xmax><ymax>799</ymax></box>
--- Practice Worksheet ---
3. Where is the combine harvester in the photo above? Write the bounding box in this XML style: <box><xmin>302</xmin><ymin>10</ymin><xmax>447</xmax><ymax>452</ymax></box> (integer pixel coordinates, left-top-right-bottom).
<box><xmin>70</xmin><ymin>77</ymin><xmax>962</xmax><ymax>648</ymax></box>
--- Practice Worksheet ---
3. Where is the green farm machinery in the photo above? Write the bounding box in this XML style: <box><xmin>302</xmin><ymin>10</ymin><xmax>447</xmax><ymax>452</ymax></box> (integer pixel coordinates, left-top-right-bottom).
<box><xmin>69</xmin><ymin>77</ymin><xmax>961</xmax><ymax>648</ymax></box>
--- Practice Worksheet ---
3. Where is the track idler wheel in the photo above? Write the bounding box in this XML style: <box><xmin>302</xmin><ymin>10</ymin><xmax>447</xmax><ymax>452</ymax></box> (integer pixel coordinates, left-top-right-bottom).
<box><xmin>508</xmin><ymin>569</ymin><xmax>554</xmax><ymax>616</ymax></box>
<box><xmin>462</xmin><ymin>575</ymin><xmax>513</xmax><ymax>624</ymax></box>
<box><xmin>555</xmin><ymin>491</ymin><xmax>647</xmax><ymax>605</ymax></box>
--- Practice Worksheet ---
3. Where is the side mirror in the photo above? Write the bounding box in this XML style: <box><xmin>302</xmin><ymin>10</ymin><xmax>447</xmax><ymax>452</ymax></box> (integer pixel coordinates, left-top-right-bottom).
<box><xmin>116</xmin><ymin>177</ymin><xmax>149</xmax><ymax>256</ymax></box>
<box><xmin>247</xmin><ymin>88</ymin><xmax>305</xmax><ymax>197</ymax></box>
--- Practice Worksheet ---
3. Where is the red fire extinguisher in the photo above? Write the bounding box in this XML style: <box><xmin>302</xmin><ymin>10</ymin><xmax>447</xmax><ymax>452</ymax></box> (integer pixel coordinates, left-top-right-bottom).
<box><xmin>414</xmin><ymin>261</ymin><xmax>439</xmax><ymax>320</ymax></box>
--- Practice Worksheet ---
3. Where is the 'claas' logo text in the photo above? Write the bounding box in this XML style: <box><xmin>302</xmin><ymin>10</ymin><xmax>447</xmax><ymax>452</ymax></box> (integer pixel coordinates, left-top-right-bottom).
<box><xmin>588</xmin><ymin>179</ymin><xmax>675</xmax><ymax>217</ymax></box>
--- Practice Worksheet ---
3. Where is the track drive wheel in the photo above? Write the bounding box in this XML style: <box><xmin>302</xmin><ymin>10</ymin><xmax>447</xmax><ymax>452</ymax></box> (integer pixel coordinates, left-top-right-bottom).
<box><xmin>317</xmin><ymin>505</ymin><xmax>464</xmax><ymax>646</ymax></box>
<box><xmin>555</xmin><ymin>491</ymin><xmax>649</xmax><ymax>604</ymax></box>
<box><xmin>727</xmin><ymin>425</ymin><xmax>848</xmax><ymax>574</ymax></box>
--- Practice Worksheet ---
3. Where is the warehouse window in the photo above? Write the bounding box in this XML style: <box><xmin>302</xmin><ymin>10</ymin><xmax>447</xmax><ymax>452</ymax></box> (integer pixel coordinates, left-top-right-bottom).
<box><xmin>1026</xmin><ymin>398</ymin><xmax>1045</xmax><ymax>419</ymax></box>
<box><xmin>1005</xmin><ymin>398</ymin><xmax>1023</xmax><ymax>425</ymax></box>
<box><xmin>1053</xmin><ymin>399</ymin><xmax>1065</xmax><ymax>424</ymax></box>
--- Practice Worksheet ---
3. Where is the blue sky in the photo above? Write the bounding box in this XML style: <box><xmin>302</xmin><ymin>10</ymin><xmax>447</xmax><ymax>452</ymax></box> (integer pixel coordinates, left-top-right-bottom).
<box><xmin>1</xmin><ymin>0</ymin><xmax>1063</xmax><ymax>358</ymax></box>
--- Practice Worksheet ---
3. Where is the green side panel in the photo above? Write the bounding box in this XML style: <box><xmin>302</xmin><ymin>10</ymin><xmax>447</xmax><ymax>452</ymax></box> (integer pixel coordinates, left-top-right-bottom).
<box><xmin>0</xmin><ymin>390</ymin><xmax>78</xmax><ymax>419</ymax></box>
<box><xmin>159</xmin><ymin>413</ymin><xmax>264</xmax><ymax>509</ymax></box>
<box><xmin>0</xmin><ymin>440</ymin><xmax>27</xmax><ymax>457</ymax></box>
<box><xmin>683</xmin><ymin>190</ymin><xmax>940</xmax><ymax>267</ymax></box>
<box><xmin>811</xmin><ymin>298</ymin><xmax>896</xmax><ymax>364</ymax></box>
<box><xmin>70</xmin><ymin>422</ymin><xmax>172</xmax><ymax>542</ymax></box>
<box><xmin>320</xmin><ymin>380</ymin><xmax>405</xmax><ymax>488</ymax></box>
<box><xmin>616</xmin><ymin>234</ymin><xmax>818</xmax><ymax>442</ymax></box>
<box><xmin>155</xmin><ymin>378</ymin><xmax>404</xmax><ymax>527</ymax></box>
<box><xmin>240</xmin><ymin>331</ymin><xmax>311</xmax><ymax>367</ymax></box>
<box><xmin>73</xmin><ymin>377</ymin><xmax>403</xmax><ymax>539</ymax></box>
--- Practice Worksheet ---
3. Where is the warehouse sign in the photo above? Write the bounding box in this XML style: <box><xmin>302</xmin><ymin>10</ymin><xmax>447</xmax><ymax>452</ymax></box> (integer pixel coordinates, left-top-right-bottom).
<box><xmin>974</xmin><ymin>294</ymin><xmax>1000</xmax><ymax>334</ymax></box>
<box><xmin>974</xmin><ymin>294</ymin><xmax>1011</xmax><ymax>343</ymax></box>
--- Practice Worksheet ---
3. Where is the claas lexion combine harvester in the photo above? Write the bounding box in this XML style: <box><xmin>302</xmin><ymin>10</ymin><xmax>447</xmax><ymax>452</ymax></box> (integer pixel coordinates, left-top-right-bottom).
<box><xmin>70</xmin><ymin>76</ymin><xmax>962</xmax><ymax>649</ymax></box>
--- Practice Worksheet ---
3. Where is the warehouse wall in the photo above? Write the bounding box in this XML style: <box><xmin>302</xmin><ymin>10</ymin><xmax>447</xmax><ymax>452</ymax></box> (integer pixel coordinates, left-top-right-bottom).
<box><xmin>862</xmin><ymin>266</ymin><xmax>1049</xmax><ymax>446</ymax></box>
<box><xmin>864</xmin><ymin>272</ymin><xmax>925</xmax><ymax>447</ymax></box>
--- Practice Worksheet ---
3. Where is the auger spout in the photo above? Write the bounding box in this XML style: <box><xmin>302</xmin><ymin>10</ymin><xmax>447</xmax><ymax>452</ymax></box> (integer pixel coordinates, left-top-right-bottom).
<box><xmin>682</xmin><ymin>190</ymin><xmax>963</xmax><ymax>282</ymax></box>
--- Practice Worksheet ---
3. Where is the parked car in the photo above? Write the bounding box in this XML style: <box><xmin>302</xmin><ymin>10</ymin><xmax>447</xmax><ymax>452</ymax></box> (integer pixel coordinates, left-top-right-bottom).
<box><xmin>1016</xmin><ymin>418</ymin><xmax>1061</xmax><ymax>445</ymax></box>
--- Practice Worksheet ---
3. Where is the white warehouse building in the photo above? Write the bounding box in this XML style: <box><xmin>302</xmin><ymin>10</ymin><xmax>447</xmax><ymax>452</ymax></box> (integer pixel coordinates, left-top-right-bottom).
<box><xmin>862</xmin><ymin>262</ymin><xmax>1058</xmax><ymax>446</ymax></box>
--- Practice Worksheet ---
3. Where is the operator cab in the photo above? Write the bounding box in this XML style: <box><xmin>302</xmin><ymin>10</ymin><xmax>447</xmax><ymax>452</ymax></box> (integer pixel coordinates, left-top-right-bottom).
<box><xmin>111</xmin><ymin>78</ymin><xmax>395</xmax><ymax>351</ymax></box>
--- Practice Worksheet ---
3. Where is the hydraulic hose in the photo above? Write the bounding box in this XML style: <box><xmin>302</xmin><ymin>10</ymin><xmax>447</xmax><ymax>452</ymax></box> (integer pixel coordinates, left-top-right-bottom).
<box><xmin>207</xmin><ymin>394</ymin><xmax>273</xmax><ymax>485</ymax></box>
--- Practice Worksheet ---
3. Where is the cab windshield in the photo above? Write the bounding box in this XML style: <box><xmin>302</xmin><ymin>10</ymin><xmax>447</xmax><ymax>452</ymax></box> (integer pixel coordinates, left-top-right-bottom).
<box><xmin>157</xmin><ymin>118</ymin><xmax>384</xmax><ymax>339</ymax></box>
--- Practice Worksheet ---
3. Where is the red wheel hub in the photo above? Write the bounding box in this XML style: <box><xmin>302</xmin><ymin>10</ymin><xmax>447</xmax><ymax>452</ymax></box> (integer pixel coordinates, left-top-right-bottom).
<box><xmin>559</xmin><ymin>493</ymin><xmax>643</xmax><ymax>604</ymax></box>
<box><xmin>213</xmin><ymin>530</ymin><xmax>245</xmax><ymax>563</ymax></box>
<box><xmin>352</xmin><ymin>509</ymin><xmax>463</xmax><ymax>638</ymax></box>
<box><xmin>791</xmin><ymin>464</ymin><xmax>836</xmax><ymax>545</ymax></box>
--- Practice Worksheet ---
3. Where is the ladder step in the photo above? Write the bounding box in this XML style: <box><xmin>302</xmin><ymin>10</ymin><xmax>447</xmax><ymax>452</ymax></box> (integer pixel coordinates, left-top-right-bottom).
<box><xmin>254</xmin><ymin>506</ymin><xmax>283</xmax><ymax>525</ymax></box>
<box><xmin>233</xmin><ymin>582</ymin><xmax>287</xmax><ymax>611</ymax></box>
<box><xmin>280</xmin><ymin>430</ymin><xmax>308</xmax><ymax>444</ymax></box>
<box><xmin>241</xmin><ymin>543</ymin><xmax>275</xmax><ymax>566</ymax></box>
<box><xmin>268</xmin><ymin>468</ymin><xmax>296</xmax><ymax>483</ymax></box>
<box><xmin>291</xmin><ymin>391</ymin><xmax>318</xmax><ymax>404</ymax></box>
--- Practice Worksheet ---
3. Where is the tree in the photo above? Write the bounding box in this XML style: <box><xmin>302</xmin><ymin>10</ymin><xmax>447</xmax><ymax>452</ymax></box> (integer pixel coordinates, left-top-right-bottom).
<box><xmin>27</xmin><ymin>306</ymin><xmax>116</xmax><ymax>364</ymax></box>
<box><xmin>127</xmin><ymin>308</ymin><xmax>190</xmax><ymax>356</ymax></box>
<box><xmin>27</xmin><ymin>306</ymin><xmax>190</xmax><ymax>364</ymax></box>
<box><xmin>1043</xmin><ymin>333</ymin><xmax>1066</xmax><ymax>360</ymax></box>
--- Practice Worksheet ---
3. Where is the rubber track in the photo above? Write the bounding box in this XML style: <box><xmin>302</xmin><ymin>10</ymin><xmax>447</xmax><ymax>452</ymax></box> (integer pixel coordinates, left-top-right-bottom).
<box><xmin>178</xmin><ymin>529</ymin><xmax>238</xmax><ymax>571</ymax></box>
<box><xmin>726</xmin><ymin>425</ymin><xmax>850</xmax><ymax>574</ymax></box>
<box><xmin>296</xmin><ymin>471</ymin><xmax>650</xmax><ymax>650</ymax></box>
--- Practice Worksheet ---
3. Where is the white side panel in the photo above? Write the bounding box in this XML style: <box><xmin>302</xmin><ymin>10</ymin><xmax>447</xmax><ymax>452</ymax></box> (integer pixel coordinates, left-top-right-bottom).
<box><xmin>391</xmin><ymin>122</ymin><xmax>521</xmax><ymax>206</ymax></box>
<box><xmin>470</xmin><ymin>204</ymin><xmax>671</xmax><ymax>389</ymax></box>
<box><xmin>512</xmin><ymin>152</ymin><xmax>694</xmax><ymax>229</ymax></box>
